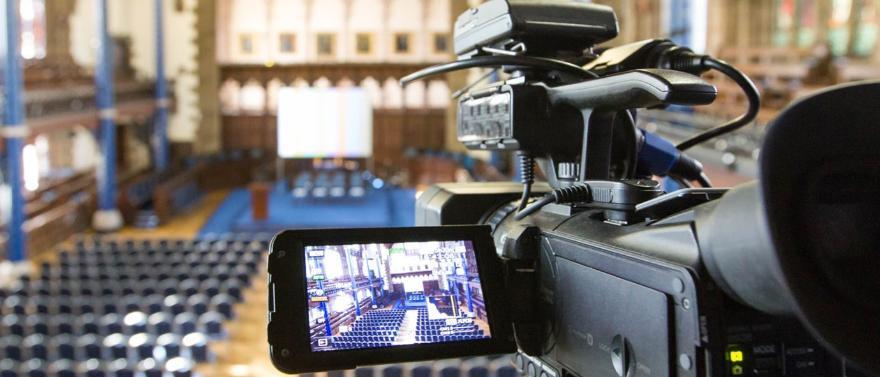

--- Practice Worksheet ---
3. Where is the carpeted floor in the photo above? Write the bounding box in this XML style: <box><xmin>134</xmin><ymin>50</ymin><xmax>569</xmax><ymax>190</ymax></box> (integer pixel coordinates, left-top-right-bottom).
<box><xmin>199</xmin><ymin>187</ymin><xmax>416</xmax><ymax>236</ymax></box>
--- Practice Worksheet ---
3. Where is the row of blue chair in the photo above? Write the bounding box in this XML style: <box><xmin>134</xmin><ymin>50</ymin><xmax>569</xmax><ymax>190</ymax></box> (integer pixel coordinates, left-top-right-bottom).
<box><xmin>335</xmin><ymin>336</ymin><xmax>395</xmax><ymax>343</ymax></box>
<box><xmin>416</xmin><ymin>335</ymin><xmax>487</xmax><ymax>343</ymax></box>
<box><xmin>329</xmin><ymin>341</ymin><xmax>394</xmax><ymax>349</ymax></box>
<box><xmin>416</xmin><ymin>329</ymin><xmax>483</xmax><ymax>336</ymax></box>
<box><xmin>331</xmin><ymin>309</ymin><xmax>406</xmax><ymax>347</ymax></box>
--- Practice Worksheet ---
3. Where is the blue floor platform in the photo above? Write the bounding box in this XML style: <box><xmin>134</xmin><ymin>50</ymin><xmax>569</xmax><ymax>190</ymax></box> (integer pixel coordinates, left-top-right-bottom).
<box><xmin>199</xmin><ymin>187</ymin><xmax>416</xmax><ymax>236</ymax></box>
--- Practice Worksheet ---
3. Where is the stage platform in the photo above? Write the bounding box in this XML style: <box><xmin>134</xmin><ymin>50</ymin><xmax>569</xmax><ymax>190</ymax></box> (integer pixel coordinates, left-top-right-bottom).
<box><xmin>199</xmin><ymin>187</ymin><xmax>416</xmax><ymax>236</ymax></box>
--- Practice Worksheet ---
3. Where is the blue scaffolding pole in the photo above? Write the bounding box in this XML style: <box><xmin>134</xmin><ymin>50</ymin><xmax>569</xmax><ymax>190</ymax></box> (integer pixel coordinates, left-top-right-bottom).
<box><xmin>153</xmin><ymin>0</ymin><xmax>169</xmax><ymax>171</ymax></box>
<box><xmin>2</xmin><ymin>0</ymin><xmax>27</xmax><ymax>262</ymax></box>
<box><xmin>92</xmin><ymin>0</ymin><xmax>123</xmax><ymax>231</ymax></box>
<box><xmin>344</xmin><ymin>248</ymin><xmax>362</xmax><ymax>316</ymax></box>
<box><xmin>366</xmin><ymin>257</ymin><xmax>377</xmax><ymax>306</ymax></box>
<box><xmin>460</xmin><ymin>253</ymin><xmax>474</xmax><ymax>313</ymax></box>
<box><xmin>317</xmin><ymin>281</ymin><xmax>332</xmax><ymax>336</ymax></box>
<box><xmin>311</xmin><ymin>257</ymin><xmax>333</xmax><ymax>337</ymax></box>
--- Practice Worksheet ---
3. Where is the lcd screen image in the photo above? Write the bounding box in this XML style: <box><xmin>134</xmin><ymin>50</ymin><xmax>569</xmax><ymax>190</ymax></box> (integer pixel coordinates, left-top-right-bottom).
<box><xmin>305</xmin><ymin>240</ymin><xmax>492</xmax><ymax>352</ymax></box>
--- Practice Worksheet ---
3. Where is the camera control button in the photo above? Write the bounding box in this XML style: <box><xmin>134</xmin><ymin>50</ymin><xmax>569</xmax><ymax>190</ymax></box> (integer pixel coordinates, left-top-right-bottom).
<box><xmin>514</xmin><ymin>354</ymin><xmax>526</xmax><ymax>372</ymax></box>
<box><xmin>611</xmin><ymin>335</ymin><xmax>635</xmax><ymax>377</ymax></box>
<box><xmin>527</xmin><ymin>362</ymin><xmax>538</xmax><ymax>377</ymax></box>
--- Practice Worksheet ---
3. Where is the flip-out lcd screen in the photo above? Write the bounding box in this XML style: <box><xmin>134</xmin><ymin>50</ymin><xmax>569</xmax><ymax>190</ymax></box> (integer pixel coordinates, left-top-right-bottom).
<box><xmin>305</xmin><ymin>240</ymin><xmax>492</xmax><ymax>352</ymax></box>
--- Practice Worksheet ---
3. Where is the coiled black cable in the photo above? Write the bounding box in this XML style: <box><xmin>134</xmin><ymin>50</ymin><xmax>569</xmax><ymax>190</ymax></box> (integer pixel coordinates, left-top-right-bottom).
<box><xmin>517</xmin><ymin>152</ymin><xmax>535</xmax><ymax>211</ymax></box>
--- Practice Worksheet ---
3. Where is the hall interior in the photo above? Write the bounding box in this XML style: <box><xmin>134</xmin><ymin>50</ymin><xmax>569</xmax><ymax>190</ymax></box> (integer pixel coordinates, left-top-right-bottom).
<box><xmin>1</xmin><ymin>0</ymin><xmax>879</xmax><ymax>376</ymax></box>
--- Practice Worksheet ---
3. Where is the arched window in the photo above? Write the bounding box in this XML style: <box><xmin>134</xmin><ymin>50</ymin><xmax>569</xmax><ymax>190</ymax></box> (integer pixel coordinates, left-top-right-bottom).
<box><xmin>404</xmin><ymin>80</ymin><xmax>426</xmax><ymax>109</ymax></box>
<box><xmin>239</xmin><ymin>79</ymin><xmax>267</xmax><ymax>113</ymax></box>
<box><xmin>383</xmin><ymin>78</ymin><xmax>403</xmax><ymax>109</ymax></box>
<box><xmin>219</xmin><ymin>79</ymin><xmax>242</xmax><ymax>114</ymax></box>
<box><xmin>313</xmin><ymin>76</ymin><xmax>333</xmax><ymax>89</ymax></box>
<box><xmin>337</xmin><ymin>77</ymin><xmax>355</xmax><ymax>88</ymax></box>
<box><xmin>292</xmin><ymin>77</ymin><xmax>310</xmax><ymax>88</ymax></box>
<box><xmin>360</xmin><ymin>77</ymin><xmax>384</xmax><ymax>108</ymax></box>
<box><xmin>426</xmin><ymin>80</ymin><xmax>450</xmax><ymax>108</ymax></box>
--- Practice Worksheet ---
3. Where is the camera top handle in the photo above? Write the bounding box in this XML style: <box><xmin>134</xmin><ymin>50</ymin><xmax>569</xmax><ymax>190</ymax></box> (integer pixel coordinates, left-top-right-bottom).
<box><xmin>545</xmin><ymin>68</ymin><xmax>716</xmax><ymax>182</ymax></box>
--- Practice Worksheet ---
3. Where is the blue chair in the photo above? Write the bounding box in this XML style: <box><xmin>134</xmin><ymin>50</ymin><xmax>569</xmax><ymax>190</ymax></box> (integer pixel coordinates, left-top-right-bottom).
<box><xmin>1</xmin><ymin>335</ymin><xmax>23</xmax><ymax>361</ymax></box>
<box><xmin>156</xmin><ymin>334</ymin><xmax>182</xmax><ymax>358</ymax></box>
<box><xmin>128</xmin><ymin>333</ymin><xmax>156</xmax><ymax>359</ymax></box>
<box><xmin>26</xmin><ymin>315</ymin><xmax>50</xmax><ymax>336</ymax></box>
<box><xmin>123</xmin><ymin>311</ymin><xmax>148</xmax><ymax>335</ymax></box>
<box><xmin>77</xmin><ymin>359</ymin><xmax>106</xmax><ymax>377</ymax></box>
<box><xmin>2</xmin><ymin>315</ymin><xmax>25</xmax><ymax>338</ymax></box>
<box><xmin>468</xmin><ymin>366</ymin><xmax>489</xmax><ymax>377</ymax></box>
<box><xmin>49</xmin><ymin>360</ymin><xmax>77</xmax><ymax>377</ymax></box>
<box><xmin>102</xmin><ymin>333</ymin><xmax>129</xmax><ymax>360</ymax></box>
<box><xmin>75</xmin><ymin>335</ymin><xmax>102</xmax><ymax>360</ymax></box>
<box><xmin>0</xmin><ymin>359</ymin><xmax>18</xmax><ymax>377</ymax></box>
<box><xmin>23</xmin><ymin>335</ymin><xmax>48</xmax><ymax>361</ymax></box>
<box><xmin>147</xmin><ymin>312</ymin><xmax>173</xmax><ymax>336</ymax></box>
<box><xmin>164</xmin><ymin>295</ymin><xmax>186</xmax><ymax>316</ymax></box>
<box><xmin>164</xmin><ymin>356</ymin><xmax>194</xmax><ymax>377</ymax></box>
<box><xmin>22</xmin><ymin>359</ymin><xmax>47</xmax><ymax>377</ymax></box>
<box><xmin>173</xmin><ymin>313</ymin><xmax>198</xmax><ymax>335</ymax></box>
<box><xmin>106</xmin><ymin>358</ymin><xmax>135</xmax><ymax>377</ymax></box>
<box><xmin>50</xmin><ymin>335</ymin><xmax>75</xmax><ymax>360</ymax></box>
<box><xmin>182</xmin><ymin>333</ymin><xmax>208</xmax><ymax>362</ymax></box>
<box><xmin>136</xmin><ymin>358</ymin><xmax>163</xmax><ymax>377</ymax></box>
<box><xmin>198</xmin><ymin>312</ymin><xmax>225</xmax><ymax>338</ymax></box>
<box><xmin>440</xmin><ymin>366</ymin><xmax>461</xmax><ymax>377</ymax></box>
<box><xmin>411</xmin><ymin>365</ymin><xmax>432</xmax><ymax>377</ymax></box>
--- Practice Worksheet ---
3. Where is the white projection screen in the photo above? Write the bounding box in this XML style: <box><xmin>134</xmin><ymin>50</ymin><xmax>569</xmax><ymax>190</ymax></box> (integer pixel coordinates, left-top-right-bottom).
<box><xmin>276</xmin><ymin>87</ymin><xmax>373</xmax><ymax>158</ymax></box>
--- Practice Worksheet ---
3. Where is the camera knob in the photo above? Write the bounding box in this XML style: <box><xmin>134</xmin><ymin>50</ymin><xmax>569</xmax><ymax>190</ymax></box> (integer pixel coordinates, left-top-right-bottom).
<box><xmin>557</xmin><ymin>162</ymin><xmax>580</xmax><ymax>180</ymax></box>
<box><xmin>610</xmin><ymin>335</ymin><xmax>635</xmax><ymax>377</ymax></box>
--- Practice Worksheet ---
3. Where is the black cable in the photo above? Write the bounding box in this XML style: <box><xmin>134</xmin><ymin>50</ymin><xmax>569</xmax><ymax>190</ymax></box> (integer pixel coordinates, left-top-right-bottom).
<box><xmin>517</xmin><ymin>152</ymin><xmax>535</xmax><ymax>211</ymax></box>
<box><xmin>696</xmin><ymin>172</ymin><xmax>713</xmax><ymax>188</ymax></box>
<box><xmin>514</xmin><ymin>184</ymin><xmax>592</xmax><ymax>221</ymax></box>
<box><xmin>400</xmin><ymin>55</ymin><xmax>598</xmax><ymax>85</ymax></box>
<box><xmin>514</xmin><ymin>195</ymin><xmax>555</xmax><ymax>221</ymax></box>
<box><xmin>669</xmin><ymin>175</ymin><xmax>693</xmax><ymax>189</ymax></box>
<box><xmin>676</xmin><ymin>57</ymin><xmax>761</xmax><ymax>151</ymax></box>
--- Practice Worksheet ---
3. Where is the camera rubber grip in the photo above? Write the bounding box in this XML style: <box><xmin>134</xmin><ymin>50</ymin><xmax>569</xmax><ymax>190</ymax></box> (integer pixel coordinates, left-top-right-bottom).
<box><xmin>547</xmin><ymin>68</ymin><xmax>716</xmax><ymax>110</ymax></box>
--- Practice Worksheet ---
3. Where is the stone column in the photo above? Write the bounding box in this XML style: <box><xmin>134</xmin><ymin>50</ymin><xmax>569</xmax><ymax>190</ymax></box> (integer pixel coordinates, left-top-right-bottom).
<box><xmin>43</xmin><ymin>0</ymin><xmax>77</xmax><ymax>64</ymax></box>
<box><xmin>195</xmin><ymin>0</ymin><xmax>222</xmax><ymax>153</ymax></box>
<box><xmin>444</xmin><ymin>0</ymin><xmax>469</xmax><ymax>152</ymax></box>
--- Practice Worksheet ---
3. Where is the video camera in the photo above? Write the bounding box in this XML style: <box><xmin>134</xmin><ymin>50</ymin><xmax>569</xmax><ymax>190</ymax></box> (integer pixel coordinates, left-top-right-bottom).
<box><xmin>267</xmin><ymin>1</ymin><xmax>880</xmax><ymax>376</ymax></box>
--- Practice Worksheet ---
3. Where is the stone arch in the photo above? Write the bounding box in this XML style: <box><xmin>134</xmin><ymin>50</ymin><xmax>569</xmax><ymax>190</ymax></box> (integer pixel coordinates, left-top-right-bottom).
<box><xmin>337</xmin><ymin>77</ymin><xmax>355</xmax><ymax>87</ymax></box>
<box><xmin>239</xmin><ymin>79</ymin><xmax>267</xmax><ymax>113</ymax></box>
<box><xmin>404</xmin><ymin>80</ymin><xmax>426</xmax><ymax>109</ymax></box>
<box><xmin>383</xmin><ymin>77</ymin><xmax>403</xmax><ymax>109</ymax></box>
<box><xmin>427</xmin><ymin>80</ymin><xmax>450</xmax><ymax>108</ymax></box>
<box><xmin>219</xmin><ymin>78</ymin><xmax>242</xmax><ymax>114</ymax></box>
<box><xmin>313</xmin><ymin>76</ymin><xmax>333</xmax><ymax>88</ymax></box>
<box><xmin>292</xmin><ymin>77</ymin><xmax>310</xmax><ymax>88</ymax></box>
<box><xmin>360</xmin><ymin>76</ymin><xmax>383</xmax><ymax>108</ymax></box>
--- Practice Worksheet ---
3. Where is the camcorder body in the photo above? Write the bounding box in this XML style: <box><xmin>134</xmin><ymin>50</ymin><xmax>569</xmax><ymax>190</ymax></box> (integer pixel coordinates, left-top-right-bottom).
<box><xmin>268</xmin><ymin>1</ymin><xmax>880</xmax><ymax>376</ymax></box>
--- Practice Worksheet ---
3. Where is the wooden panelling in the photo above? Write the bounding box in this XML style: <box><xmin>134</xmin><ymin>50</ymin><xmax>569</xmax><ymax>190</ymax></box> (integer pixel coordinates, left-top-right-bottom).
<box><xmin>153</xmin><ymin>169</ymin><xmax>203</xmax><ymax>223</ymax></box>
<box><xmin>220</xmin><ymin>63</ymin><xmax>433</xmax><ymax>86</ymax></box>
<box><xmin>222</xmin><ymin>109</ymin><xmax>446</xmax><ymax>172</ymax></box>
